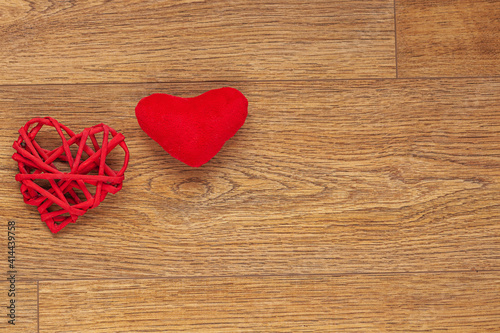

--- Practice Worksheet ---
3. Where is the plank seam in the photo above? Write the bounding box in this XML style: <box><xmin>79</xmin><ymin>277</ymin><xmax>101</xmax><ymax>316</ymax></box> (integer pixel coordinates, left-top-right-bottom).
<box><xmin>0</xmin><ymin>76</ymin><xmax>499</xmax><ymax>88</ymax></box>
<box><xmin>27</xmin><ymin>269</ymin><xmax>499</xmax><ymax>283</ymax></box>
<box><xmin>394</xmin><ymin>0</ymin><xmax>398</xmax><ymax>78</ymax></box>
<box><xmin>37</xmin><ymin>280</ymin><xmax>40</xmax><ymax>333</ymax></box>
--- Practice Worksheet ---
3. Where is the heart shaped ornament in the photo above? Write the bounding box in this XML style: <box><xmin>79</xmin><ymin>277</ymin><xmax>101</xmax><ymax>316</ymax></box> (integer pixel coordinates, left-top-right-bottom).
<box><xmin>12</xmin><ymin>117</ymin><xmax>130</xmax><ymax>233</ymax></box>
<box><xmin>135</xmin><ymin>87</ymin><xmax>248</xmax><ymax>167</ymax></box>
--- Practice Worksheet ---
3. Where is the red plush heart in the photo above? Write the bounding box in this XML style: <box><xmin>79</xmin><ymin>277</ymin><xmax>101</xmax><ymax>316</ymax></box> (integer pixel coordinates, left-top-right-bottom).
<box><xmin>135</xmin><ymin>87</ymin><xmax>248</xmax><ymax>167</ymax></box>
<box><xmin>12</xmin><ymin>117</ymin><xmax>130</xmax><ymax>233</ymax></box>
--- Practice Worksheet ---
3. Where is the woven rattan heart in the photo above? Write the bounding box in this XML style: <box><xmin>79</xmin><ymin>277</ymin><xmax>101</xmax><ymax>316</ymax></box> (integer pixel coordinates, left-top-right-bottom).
<box><xmin>12</xmin><ymin>117</ymin><xmax>129</xmax><ymax>233</ymax></box>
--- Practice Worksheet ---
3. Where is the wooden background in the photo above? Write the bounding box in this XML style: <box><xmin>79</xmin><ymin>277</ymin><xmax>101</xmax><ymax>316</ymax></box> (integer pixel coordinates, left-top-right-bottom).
<box><xmin>0</xmin><ymin>0</ymin><xmax>499</xmax><ymax>332</ymax></box>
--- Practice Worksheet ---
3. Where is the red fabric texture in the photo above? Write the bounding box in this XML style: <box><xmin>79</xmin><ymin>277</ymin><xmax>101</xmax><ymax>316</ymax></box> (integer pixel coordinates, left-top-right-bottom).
<box><xmin>12</xmin><ymin>117</ymin><xmax>129</xmax><ymax>233</ymax></box>
<box><xmin>135</xmin><ymin>87</ymin><xmax>248</xmax><ymax>167</ymax></box>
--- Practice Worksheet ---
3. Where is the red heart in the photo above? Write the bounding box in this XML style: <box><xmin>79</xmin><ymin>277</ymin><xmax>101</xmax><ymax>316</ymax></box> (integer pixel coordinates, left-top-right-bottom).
<box><xmin>12</xmin><ymin>117</ymin><xmax>130</xmax><ymax>233</ymax></box>
<box><xmin>135</xmin><ymin>87</ymin><xmax>248</xmax><ymax>167</ymax></box>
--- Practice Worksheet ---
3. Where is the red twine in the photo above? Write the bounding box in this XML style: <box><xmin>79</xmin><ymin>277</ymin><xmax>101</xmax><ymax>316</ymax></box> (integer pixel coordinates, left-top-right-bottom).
<box><xmin>12</xmin><ymin>117</ymin><xmax>130</xmax><ymax>233</ymax></box>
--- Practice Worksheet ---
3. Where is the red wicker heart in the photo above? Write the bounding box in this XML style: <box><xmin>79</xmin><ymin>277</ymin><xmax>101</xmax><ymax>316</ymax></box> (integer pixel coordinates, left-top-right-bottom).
<box><xmin>12</xmin><ymin>117</ymin><xmax>129</xmax><ymax>233</ymax></box>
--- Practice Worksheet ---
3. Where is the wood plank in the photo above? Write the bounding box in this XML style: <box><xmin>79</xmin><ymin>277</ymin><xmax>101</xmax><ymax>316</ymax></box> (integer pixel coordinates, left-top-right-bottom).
<box><xmin>396</xmin><ymin>0</ymin><xmax>500</xmax><ymax>77</ymax></box>
<box><xmin>1</xmin><ymin>79</ymin><xmax>499</xmax><ymax>279</ymax></box>
<box><xmin>0</xmin><ymin>0</ymin><xmax>395</xmax><ymax>85</ymax></box>
<box><xmin>38</xmin><ymin>272</ymin><xmax>500</xmax><ymax>332</ymax></box>
<box><xmin>0</xmin><ymin>281</ymin><xmax>38</xmax><ymax>332</ymax></box>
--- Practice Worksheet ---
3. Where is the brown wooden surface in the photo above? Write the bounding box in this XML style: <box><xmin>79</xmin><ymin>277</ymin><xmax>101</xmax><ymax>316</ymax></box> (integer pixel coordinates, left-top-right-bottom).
<box><xmin>0</xmin><ymin>0</ymin><xmax>395</xmax><ymax>84</ymax></box>
<box><xmin>0</xmin><ymin>0</ymin><xmax>499</xmax><ymax>332</ymax></box>
<box><xmin>0</xmin><ymin>281</ymin><xmax>38</xmax><ymax>332</ymax></box>
<box><xmin>38</xmin><ymin>272</ymin><xmax>500</xmax><ymax>332</ymax></box>
<box><xmin>1</xmin><ymin>79</ymin><xmax>500</xmax><ymax>280</ymax></box>
<box><xmin>396</xmin><ymin>0</ymin><xmax>500</xmax><ymax>78</ymax></box>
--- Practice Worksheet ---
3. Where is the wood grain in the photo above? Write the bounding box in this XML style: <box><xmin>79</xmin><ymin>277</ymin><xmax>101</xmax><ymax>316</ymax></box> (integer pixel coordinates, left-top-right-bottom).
<box><xmin>0</xmin><ymin>281</ymin><xmax>38</xmax><ymax>332</ymax></box>
<box><xmin>1</xmin><ymin>0</ymin><xmax>499</xmax><ymax>330</ymax></box>
<box><xmin>38</xmin><ymin>272</ymin><xmax>500</xmax><ymax>332</ymax></box>
<box><xmin>0</xmin><ymin>0</ymin><xmax>395</xmax><ymax>85</ymax></box>
<box><xmin>396</xmin><ymin>0</ymin><xmax>500</xmax><ymax>78</ymax></box>
<box><xmin>1</xmin><ymin>79</ymin><xmax>499</xmax><ymax>280</ymax></box>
